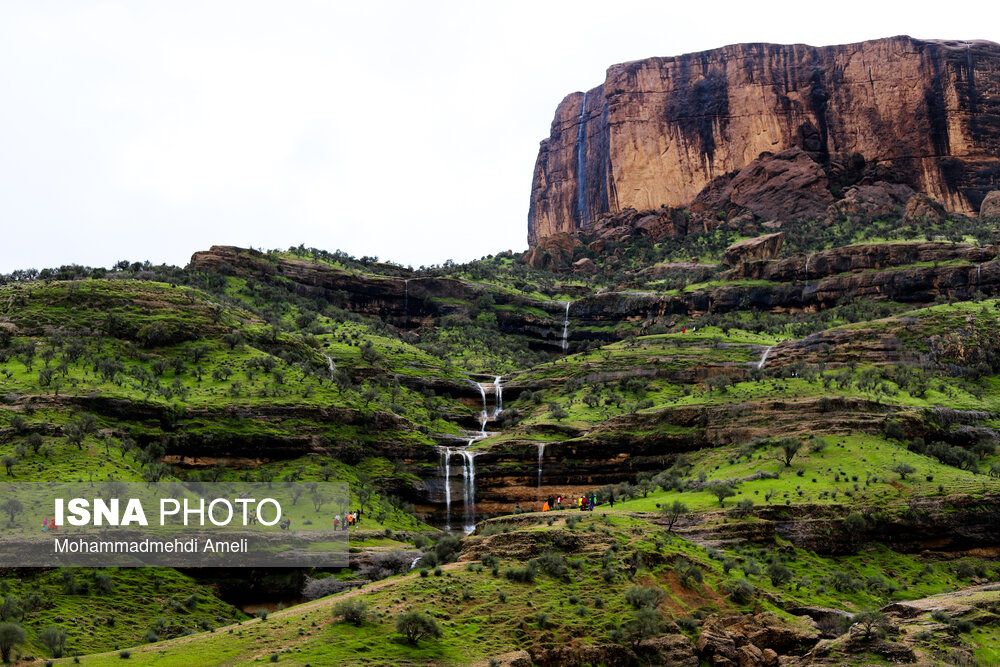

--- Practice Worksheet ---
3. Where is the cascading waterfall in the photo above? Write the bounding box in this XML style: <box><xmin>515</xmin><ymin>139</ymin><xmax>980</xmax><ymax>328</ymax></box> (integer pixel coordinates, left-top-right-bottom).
<box><xmin>755</xmin><ymin>345</ymin><xmax>774</xmax><ymax>370</ymax></box>
<box><xmin>324</xmin><ymin>355</ymin><xmax>335</xmax><ymax>378</ymax></box>
<box><xmin>493</xmin><ymin>376</ymin><xmax>503</xmax><ymax>418</ymax></box>
<box><xmin>576</xmin><ymin>92</ymin><xmax>588</xmax><ymax>224</ymax></box>
<box><xmin>461</xmin><ymin>444</ymin><xmax>477</xmax><ymax>534</ymax></box>
<box><xmin>561</xmin><ymin>301</ymin><xmax>572</xmax><ymax>352</ymax></box>
<box><xmin>440</xmin><ymin>447</ymin><xmax>452</xmax><ymax>531</ymax></box>
<box><xmin>537</xmin><ymin>443</ymin><xmax>546</xmax><ymax>490</ymax></box>
<box><xmin>477</xmin><ymin>383</ymin><xmax>488</xmax><ymax>435</ymax></box>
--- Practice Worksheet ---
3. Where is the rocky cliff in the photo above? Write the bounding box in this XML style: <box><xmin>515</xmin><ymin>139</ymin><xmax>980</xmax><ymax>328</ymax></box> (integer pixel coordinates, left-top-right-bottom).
<box><xmin>528</xmin><ymin>36</ymin><xmax>1000</xmax><ymax>244</ymax></box>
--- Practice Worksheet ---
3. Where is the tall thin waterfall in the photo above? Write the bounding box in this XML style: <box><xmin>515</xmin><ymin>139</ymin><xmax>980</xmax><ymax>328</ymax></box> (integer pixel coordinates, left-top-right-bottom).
<box><xmin>461</xmin><ymin>444</ymin><xmax>477</xmax><ymax>534</ymax></box>
<box><xmin>804</xmin><ymin>255</ymin><xmax>811</xmax><ymax>279</ymax></box>
<box><xmin>493</xmin><ymin>376</ymin><xmax>503</xmax><ymax>418</ymax></box>
<box><xmin>561</xmin><ymin>301</ymin><xmax>572</xmax><ymax>352</ymax></box>
<box><xmin>440</xmin><ymin>447</ymin><xmax>452</xmax><ymax>531</ymax></box>
<box><xmin>576</xmin><ymin>92</ymin><xmax>588</xmax><ymax>224</ymax></box>
<box><xmin>477</xmin><ymin>383</ymin><xmax>488</xmax><ymax>435</ymax></box>
<box><xmin>977</xmin><ymin>264</ymin><xmax>982</xmax><ymax>283</ymax></box>
<box><xmin>755</xmin><ymin>346</ymin><xmax>774</xmax><ymax>370</ymax></box>
<box><xmin>404</xmin><ymin>279</ymin><xmax>409</xmax><ymax>312</ymax></box>
<box><xmin>537</xmin><ymin>443</ymin><xmax>546</xmax><ymax>490</ymax></box>
<box><xmin>324</xmin><ymin>355</ymin><xmax>335</xmax><ymax>378</ymax></box>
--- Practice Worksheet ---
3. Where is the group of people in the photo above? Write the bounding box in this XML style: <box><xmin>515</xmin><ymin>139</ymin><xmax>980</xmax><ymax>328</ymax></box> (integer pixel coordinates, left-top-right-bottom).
<box><xmin>334</xmin><ymin>508</ymin><xmax>362</xmax><ymax>531</ymax></box>
<box><xmin>537</xmin><ymin>493</ymin><xmax>599</xmax><ymax>512</ymax></box>
<box><xmin>41</xmin><ymin>518</ymin><xmax>59</xmax><ymax>532</ymax></box>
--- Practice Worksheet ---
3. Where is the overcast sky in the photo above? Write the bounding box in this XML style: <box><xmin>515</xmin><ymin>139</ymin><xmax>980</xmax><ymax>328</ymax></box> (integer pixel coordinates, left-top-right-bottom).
<box><xmin>0</xmin><ymin>1</ymin><xmax>993</xmax><ymax>273</ymax></box>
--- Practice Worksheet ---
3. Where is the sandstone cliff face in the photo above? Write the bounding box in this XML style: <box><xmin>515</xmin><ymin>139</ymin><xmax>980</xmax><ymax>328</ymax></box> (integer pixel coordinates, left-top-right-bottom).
<box><xmin>529</xmin><ymin>36</ymin><xmax>1000</xmax><ymax>244</ymax></box>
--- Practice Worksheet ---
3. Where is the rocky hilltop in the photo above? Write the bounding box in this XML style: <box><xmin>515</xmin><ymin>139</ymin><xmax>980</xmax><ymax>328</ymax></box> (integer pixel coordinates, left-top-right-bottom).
<box><xmin>528</xmin><ymin>36</ymin><xmax>1000</xmax><ymax>244</ymax></box>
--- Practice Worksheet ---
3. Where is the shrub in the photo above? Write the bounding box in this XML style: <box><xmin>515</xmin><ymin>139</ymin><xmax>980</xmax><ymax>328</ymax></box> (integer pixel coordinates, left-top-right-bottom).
<box><xmin>726</xmin><ymin>579</ymin><xmax>755</xmax><ymax>605</ymax></box>
<box><xmin>302</xmin><ymin>576</ymin><xmax>352</xmax><ymax>600</ymax></box>
<box><xmin>503</xmin><ymin>563</ymin><xmax>537</xmax><ymax>583</ymax></box>
<box><xmin>767</xmin><ymin>562</ymin><xmax>792</xmax><ymax>587</ymax></box>
<box><xmin>625</xmin><ymin>585</ymin><xmax>666</xmax><ymax>609</ymax></box>
<box><xmin>119</xmin><ymin>650</ymin><xmax>131</xmax><ymax>659</ymax></box>
<box><xmin>674</xmin><ymin>558</ymin><xmax>703</xmax><ymax>588</ymax></box>
<box><xmin>394</xmin><ymin>610</ymin><xmax>442</xmax><ymax>645</ymax></box>
<box><xmin>332</xmin><ymin>599</ymin><xmax>368</xmax><ymax>626</ymax></box>
<box><xmin>40</xmin><ymin>625</ymin><xmax>68</xmax><ymax>658</ymax></box>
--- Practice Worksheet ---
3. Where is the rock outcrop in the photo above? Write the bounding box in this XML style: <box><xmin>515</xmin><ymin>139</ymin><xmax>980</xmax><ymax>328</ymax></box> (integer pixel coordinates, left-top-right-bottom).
<box><xmin>981</xmin><ymin>190</ymin><xmax>1000</xmax><ymax>218</ymax></box>
<box><xmin>528</xmin><ymin>36</ymin><xmax>1000</xmax><ymax>245</ymax></box>
<box><xmin>721</xmin><ymin>233</ymin><xmax>785</xmax><ymax>268</ymax></box>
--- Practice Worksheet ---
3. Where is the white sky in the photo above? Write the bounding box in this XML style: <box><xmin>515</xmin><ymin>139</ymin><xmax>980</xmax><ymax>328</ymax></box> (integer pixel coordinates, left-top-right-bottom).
<box><xmin>0</xmin><ymin>1</ymin><xmax>993</xmax><ymax>272</ymax></box>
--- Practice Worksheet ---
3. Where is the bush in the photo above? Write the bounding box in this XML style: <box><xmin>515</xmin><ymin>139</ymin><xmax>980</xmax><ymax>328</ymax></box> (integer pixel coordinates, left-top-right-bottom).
<box><xmin>504</xmin><ymin>562</ymin><xmax>537</xmax><ymax>583</ymax></box>
<box><xmin>40</xmin><ymin>625</ymin><xmax>68</xmax><ymax>658</ymax></box>
<box><xmin>332</xmin><ymin>599</ymin><xmax>368</xmax><ymax>626</ymax></box>
<box><xmin>674</xmin><ymin>558</ymin><xmax>703</xmax><ymax>588</ymax></box>
<box><xmin>625</xmin><ymin>585</ymin><xmax>666</xmax><ymax>609</ymax></box>
<box><xmin>726</xmin><ymin>579</ymin><xmax>755</xmax><ymax>605</ymax></box>
<box><xmin>767</xmin><ymin>562</ymin><xmax>792</xmax><ymax>587</ymax></box>
<box><xmin>394</xmin><ymin>610</ymin><xmax>442</xmax><ymax>645</ymax></box>
<box><xmin>119</xmin><ymin>650</ymin><xmax>131</xmax><ymax>659</ymax></box>
<box><xmin>302</xmin><ymin>576</ymin><xmax>352</xmax><ymax>600</ymax></box>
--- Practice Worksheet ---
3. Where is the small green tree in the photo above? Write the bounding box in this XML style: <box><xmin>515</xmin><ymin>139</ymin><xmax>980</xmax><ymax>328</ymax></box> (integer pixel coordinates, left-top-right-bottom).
<box><xmin>627</xmin><ymin>606</ymin><xmax>665</xmax><ymax>648</ymax></box>
<box><xmin>777</xmin><ymin>438</ymin><xmax>802</xmax><ymax>467</ymax></box>
<box><xmin>854</xmin><ymin>609</ymin><xmax>889</xmax><ymax>640</ymax></box>
<box><xmin>39</xmin><ymin>625</ymin><xmax>68</xmax><ymax>658</ymax></box>
<box><xmin>0</xmin><ymin>622</ymin><xmax>25</xmax><ymax>663</ymax></box>
<box><xmin>0</xmin><ymin>499</ymin><xmax>23</xmax><ymax>524</ymax></box>
<box><xmin>706</xmin><ymin>481</ymin><xmax>736</xmax><ymax>507</ymax></box>
<box><xmin>394</xmin><ymin>610</ymin><xmax>441</xmax><ymax>645</ymax></box>
<box><xmin>891</xmin><ymin>463</ymin><xmax>916</xmax><ymax>480</ymax></box>
<box><xmin>661</xmin><ymin>500</ymin><xmax>688</xmax><ymax>531</ymax></box>
<box><xmin>0</xmin><ymin>457</ymin><xmax>14</xmax><ymax>477</ymax></box>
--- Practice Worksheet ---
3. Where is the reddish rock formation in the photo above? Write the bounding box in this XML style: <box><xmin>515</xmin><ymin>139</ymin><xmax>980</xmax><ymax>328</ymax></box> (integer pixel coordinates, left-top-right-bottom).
<box><xmin>528</xmin><ymin>36</ymin><xmax>1000</xmax><ymax>245</ymax></box>
<box><xmin>721</xmin><ymin>233</ymin><xmax>785</xmax><ymax>268</ymax></box>
<box><xmin>980</xmin><ymin>190</ymin><xmax>1000</xmax><ymax>217</ymax></box>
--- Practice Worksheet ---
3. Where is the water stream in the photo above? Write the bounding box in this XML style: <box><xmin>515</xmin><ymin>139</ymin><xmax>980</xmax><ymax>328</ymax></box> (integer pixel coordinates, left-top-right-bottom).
<box><xmin>493</xmin><ymin>376</ymin><xmax>503</xmax><ymax>418</ymax></box>
<box><xmin>755</xmin><ymin>345</ymin><xmax>774</xmax><ymax>370</ymax></box>
<box><xmin>537</xmin><ymin>443</ymin><xmax>546</xmax><ymax>490</ymax></box>
<box><xmin>561</xmin><ymin>301</ymin><xmax>572</xmax><ymax>352</ymax></box>
<box><xmin>576</xmin><ymin>92</ymin><xmax>588</xmax><ymax>224</ymax></box>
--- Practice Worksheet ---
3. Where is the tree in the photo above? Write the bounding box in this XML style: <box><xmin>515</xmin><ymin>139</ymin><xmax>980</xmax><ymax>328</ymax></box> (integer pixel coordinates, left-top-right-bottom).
<box><xmin>394</xmin><ymin>610</ymin><xmax>442</xmax><ymax>645</ymax></box>
<box><xmin>706</xmin><ymin>481</ymin><xmax>736</xmax><ymax>507</ymax></box>
<box><xmin>0</xmin><ymin>457</ymin><xmax>14</xmax><ymax>477</ymax></box>
<box><xmin>891</xmin><ymin>463</ymin><xmax>916</xmax><ymax>480</ymax></box>
<box><xmin>843</xmin><ymin>511</ymin><xmax>867</xmax><ymax>538</ymax></box>
<box><xmin>777</xmin><ymin>438</ymin><xmax>802</xmax><ymax>467</ymax></box>
<box><xmin>0</xmin><ymin>622</ymin><xmax>25</xmax><ymax>663</ymax></box>
<box><xmin>39</xmin><ymin>625</ymin><xmax>68</xmax><ymax>658</ymax></box>
<box><xmin>854</xmin><ymin>609</ymin><xmax>889</xmax><ymax>640</ymax></box>
<box><xmin>661</xmin><ymin>500</ymin><xmax>688</xmax><ymax>531</ymax></box>
<box><xmin>627</xmin><ymin>606</ymin><xmax>665</xmax><ymax>648</ymax></box>
<box><xmin>0</xmin><ymin>499</ymin><xmax>23</xmax><ymax>524</ymax></box>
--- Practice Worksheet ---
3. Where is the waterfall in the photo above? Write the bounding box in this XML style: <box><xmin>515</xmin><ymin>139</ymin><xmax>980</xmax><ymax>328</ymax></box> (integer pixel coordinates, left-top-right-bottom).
<box><xmin>493</xmin><ymin>376</ymin><xmax>503</xmax><ymax>418</ymax></box>
<box><xmin>561</xmin><ymin>301</ymin><xmax>572</xmax><ymax>352</ymax></box>
<box><xmin>410</xmin><ymin>556</ymin><xmax>422</xmax><ymax>570</ymax></box>
<box><xmin>461</xmin><ymin>444</ymin><xmax>477</xmax><ymax>534</ymax></box>
<box><xmin>755</xmin><ymin>345</ymin><xmax>774</xmax><ymax>370</ymax></box>
<box><xmin>576</xmin><ymin>92</ymin><xmax>588</xmax><ymax>224</ymax></box>
<box><xmin>440</xmin><ymin>447</ymin><xmax>452</xmax><ymax>531</ymax></box>
<box><xmin>404</xmin><ymin>279</ymin><xmax>409</xmax><ymax>312</ymax></box>
<box><xmin>805</xmin><ymin>255</ymin><xmax>811</xmax><ymax>279</ymax></box>
<box><xmin>537</xmin><ymin>443</ymin><xmax>546</xmax><ymax>489</ymax></box>
<box><xmin>477</xmin><ymin>383</ymin><xmax>488</xmax><ymax>435</ymax></box>
<box><xmin>977</xmin><ymin>264</ymin><xmax>982</xmax><ymax>284</ymax></box>
<box><xmin>324</xmin><ymin>355</ymin><xmax>335</xmax><ymax>378</ymax></box>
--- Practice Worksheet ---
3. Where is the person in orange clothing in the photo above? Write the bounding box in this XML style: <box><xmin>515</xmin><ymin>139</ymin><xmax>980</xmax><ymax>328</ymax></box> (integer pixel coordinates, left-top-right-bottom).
<box><xmin>542</xmin><ymin>501</ymin><xmax>550</xmax><ymax>512</ymax></box>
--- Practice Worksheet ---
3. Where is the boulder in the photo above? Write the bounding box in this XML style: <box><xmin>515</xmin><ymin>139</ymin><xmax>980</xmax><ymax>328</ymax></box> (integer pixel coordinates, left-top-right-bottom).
<box><xmin>522</xmin><ymin>233</ymin><xmax>582</xmax><ymax>270</ymax></box>
<box><xmin>827</xmin><ymin>181</ymin><xmax>915</xmax><ymax>218</ymax></box>
<box><xmin>697</xmin><ymin>629</ymin><xmax>739</xmax><ymax>663</ymax></box>
<box><xmin>728</xmin><ymin>148</ymin><xmax>835</xmax><ymax>220</ymax></box>
<box><xmin>903</xmin><ymin>193</ymin><xmax>946</xmax><ymax>222</ymax></box>
<box><xmin>981</xmin><ymin>190</ymin><xmax>1000</xmax><ymax>218</ymax></box>
<box><xmin>722</xmin><ymin>233</ymin><xmax>785</xmax><ymax>268</ymax></box>
<box><xmin>572</xmin><ymin>257</ymin><xmax>597</xmax><ymax>274</ymax></box>
<box><xmin>637</xmin><ymin>634</ymin><xmax>699</xmax><ymax>666</ymax></box>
